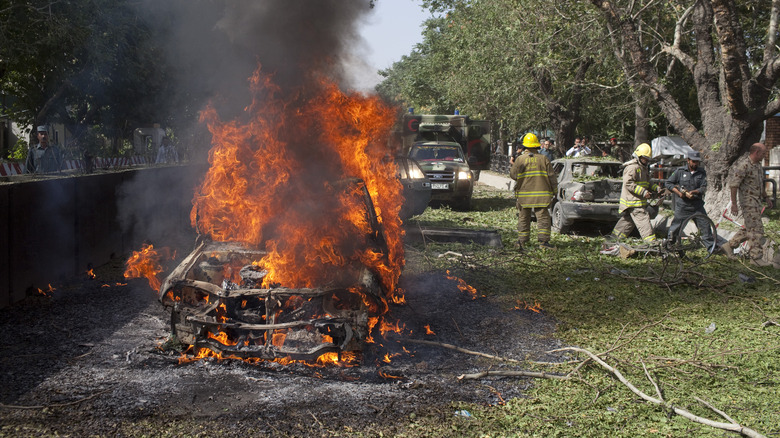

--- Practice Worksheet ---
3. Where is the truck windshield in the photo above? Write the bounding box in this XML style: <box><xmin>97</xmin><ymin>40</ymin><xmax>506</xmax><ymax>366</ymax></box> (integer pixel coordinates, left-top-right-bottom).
<box><xmin>410</xmin><ymin>146</ymin><xmax>464</xmax><ymax>162</ymax></box>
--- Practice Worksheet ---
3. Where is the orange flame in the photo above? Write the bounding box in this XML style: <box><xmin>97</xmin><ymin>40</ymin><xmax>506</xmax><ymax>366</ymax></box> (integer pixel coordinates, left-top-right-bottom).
<box><xmin>445</xmin><ymin>270</ymin><xmax>481</xmax><ymax>300</ymax></box>
<box><xmin>177</xmin><ymin>347</ymin><xmax>360</xmax><ymax>368</ymax></box>
<box><xmin>378</xmin><ymin>370</ymin><xmax>402</xmax><ymax>379</ymax></box>
<box><xmin>190</xmin><ymin>67</ymin><xmax>405</xmax><ymax>305</ymax></box>
<box><xmin>378</xmin><ymin>317</ymin><xmax>406</xmax><ymax>337</ymax></box>
<box><xmin>124</xmin><ymin>244</ymin><xmax>172</xmax><ymax>291</ymax></box>
<box><xmin>514</xmin><ymin>300</ymin><xmax>542</xmax><ymax>313</ymax></box>
<box><xmin>33</xmin><ymin>287</ymin><xmax>50</xmax><ymax>298</ymax></box>
<box><xmin>424</xmin><ymin>325</ymin><xmax>435</xmax><ymax>335</ymax></box>
<box><xmin>86</xmin><ymin>269</ymin><xmax>95</xmax><ymax>279</ymax></box>
<box><xmin>207</xmin><ymin>330</ymin><xmax>238</xmax><ymax>346</ymax></box>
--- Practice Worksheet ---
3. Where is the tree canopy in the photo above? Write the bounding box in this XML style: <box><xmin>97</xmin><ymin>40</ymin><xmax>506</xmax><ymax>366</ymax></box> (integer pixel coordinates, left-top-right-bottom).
<box><xmin>1</xmin><ymin>0</ymin><xmax>186</xmax><ymax>155</ymax></box>
<box><xmin>377</xmin><ymin>0</ymin><xmax>779</xmax><ymax>170</ymax></box>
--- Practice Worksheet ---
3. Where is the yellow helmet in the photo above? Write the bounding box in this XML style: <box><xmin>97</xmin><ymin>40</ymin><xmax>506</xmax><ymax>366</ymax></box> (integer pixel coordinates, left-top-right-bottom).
<box><xmin>522</xmin><ymin>133</ymin><xmax>540</xmax><ymax>148</ymax></box>
<box><xmin>634</xmin><ymin>143</ymin><xmax>652</xmax><ymax>158</ymax></box>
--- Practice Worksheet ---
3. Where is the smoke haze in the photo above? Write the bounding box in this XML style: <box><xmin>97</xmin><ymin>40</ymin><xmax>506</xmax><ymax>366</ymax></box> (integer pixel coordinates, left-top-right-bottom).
<box><xmin>144</xmin><ymin>0</ymin><xmax>375</xmax><ymax>119</ymax></box>
<box><xmin>118</xmin><ymin>0</ymin><xmax>383</xmax><ymax>243</ymax></box>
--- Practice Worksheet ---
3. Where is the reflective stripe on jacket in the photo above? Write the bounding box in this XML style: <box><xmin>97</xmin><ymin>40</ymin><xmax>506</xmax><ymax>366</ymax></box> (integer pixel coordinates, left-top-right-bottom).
<box><xmin>509</xmin><ymin>150</ymin><xmax>557</xmax><ymax>208</ymax></box>
<box><xmin>619</xmin><ymin>158</ymin><xmax>658</xmax><ymax>213</ymax></box>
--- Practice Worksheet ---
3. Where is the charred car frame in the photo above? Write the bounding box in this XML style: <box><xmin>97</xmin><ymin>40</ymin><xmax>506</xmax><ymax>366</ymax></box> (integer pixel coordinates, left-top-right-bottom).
<box><xmin>157</xmin><ymin>178</ymin><xmax>390</xmax><ymax>362</ymax></box>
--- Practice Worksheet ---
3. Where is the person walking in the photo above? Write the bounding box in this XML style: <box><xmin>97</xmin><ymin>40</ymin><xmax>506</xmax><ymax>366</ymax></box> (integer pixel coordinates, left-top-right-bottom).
<box><xmin>608</xmin><ymin>143</ymin><xmax>663</xmax><ymax>243</ymax></box>
<box><xmin>721</xmin><ymin>143</ymin><xmax>774</xmax><ymax>265</ymax></box>
<box><xmin>664</xmin><ymin>151</ymin><xmax>715</xmax><ymax>249</ymax></box>
<box><xmin>510</xmin><ymin>133</ymin><xmax>557</xmax><ymax>251</ymax></box>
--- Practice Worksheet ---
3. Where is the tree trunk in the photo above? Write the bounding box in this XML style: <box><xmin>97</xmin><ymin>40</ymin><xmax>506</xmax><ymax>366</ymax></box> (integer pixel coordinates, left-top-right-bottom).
<box><xmin>633</xmin><ymin>100</ymin><xmax>649</xmax><ymax>146</ymax></box>
<box><xmin>590</xmin><ymin>0</ymin><xmax>780</xmax><ymax>226</ymax></box>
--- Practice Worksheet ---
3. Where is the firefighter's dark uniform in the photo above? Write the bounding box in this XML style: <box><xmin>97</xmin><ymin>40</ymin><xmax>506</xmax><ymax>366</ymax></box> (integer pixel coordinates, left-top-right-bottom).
<box><xmin>664</xmin><ymin>163</ymin><xmax>714</xmax><ymax>247</ymax></box>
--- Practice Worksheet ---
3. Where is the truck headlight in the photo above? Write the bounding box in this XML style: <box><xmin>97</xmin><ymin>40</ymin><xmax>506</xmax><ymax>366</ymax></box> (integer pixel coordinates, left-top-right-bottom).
<box><xmin>458</xmin><ymin>170</ymin><xmax>472</xmax><ymax>180</ymax></box>
<box><xmin>409</xmin><ymin>166</ymin><xmax>426</xmax><ymax>180</ymax></box>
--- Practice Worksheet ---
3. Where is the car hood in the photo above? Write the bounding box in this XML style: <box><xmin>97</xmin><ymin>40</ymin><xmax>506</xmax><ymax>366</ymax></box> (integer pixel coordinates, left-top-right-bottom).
<box><xmin>417</xmin><ymin>161</ymin><xmax>469</xmax><ymax>172</ymax></box>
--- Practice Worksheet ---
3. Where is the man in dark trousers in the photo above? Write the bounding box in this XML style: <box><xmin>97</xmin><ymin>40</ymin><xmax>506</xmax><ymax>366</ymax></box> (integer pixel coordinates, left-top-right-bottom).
<box><xmin>664</xmin><ymin>151</ymin><xmax>715</xmax><ymax>250</ymax></box>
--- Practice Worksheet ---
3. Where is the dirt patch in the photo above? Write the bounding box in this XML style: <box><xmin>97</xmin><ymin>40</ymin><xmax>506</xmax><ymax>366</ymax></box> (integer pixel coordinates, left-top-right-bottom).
<box><xmin>0</xmin><ymin>249</ymin><xmax>563</xmax><ymax>436</ymax></box>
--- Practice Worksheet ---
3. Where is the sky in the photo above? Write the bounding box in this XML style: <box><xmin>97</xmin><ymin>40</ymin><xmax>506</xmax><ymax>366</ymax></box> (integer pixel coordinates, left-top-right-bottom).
<box><xmin>351</xmin><ymin>0</ymin><xmax>430</xmax><ymax>91</ymax></box>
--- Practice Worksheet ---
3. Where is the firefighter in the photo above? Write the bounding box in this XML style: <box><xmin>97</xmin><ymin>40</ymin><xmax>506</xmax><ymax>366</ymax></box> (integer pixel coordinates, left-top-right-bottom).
<box><xmin>510</xmin><ymin>133</ymin><xmax>557</xmax><ymax>251</ymax></box>
<box><xmin>608</xmin><ymin>143</ymin><xmax>663</xmax><ymax>243</ymax></box>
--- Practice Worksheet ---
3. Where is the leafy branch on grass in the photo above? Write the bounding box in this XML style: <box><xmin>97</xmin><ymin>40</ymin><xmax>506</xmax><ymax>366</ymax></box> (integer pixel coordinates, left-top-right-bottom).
<box><xmin>552</xmin><ymin>347</ymin><xmax>767</xmax><ymax>438</ymax></box>
<box><xmin>443</xmin><ymin>340</ymin><xmax>767</xmax><ymax>438</ymax></box>
<box><xmin>602</xmin><ymin>251</ymin><xmax>734</xmax><ymax>290</ymax></box>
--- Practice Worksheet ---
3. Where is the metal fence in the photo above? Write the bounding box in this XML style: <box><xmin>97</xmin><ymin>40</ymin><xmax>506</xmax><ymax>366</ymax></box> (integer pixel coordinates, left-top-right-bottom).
<box><xmin>490</xmin><ymin>154</ymin><xmax>512</xmax><ymax>174</ymax></box>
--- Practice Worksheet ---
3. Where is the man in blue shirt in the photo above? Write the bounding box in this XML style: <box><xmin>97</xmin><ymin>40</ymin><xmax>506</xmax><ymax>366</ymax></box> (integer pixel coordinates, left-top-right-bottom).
<box><xmin>25</xmin><ymin>125</ymin><xmax>62</xmax><ymax>174</ymax></box>
<box><xmin>664</xmin><ymin>151</ymin><xmax>714</xmax><ymax>249</ymax></box>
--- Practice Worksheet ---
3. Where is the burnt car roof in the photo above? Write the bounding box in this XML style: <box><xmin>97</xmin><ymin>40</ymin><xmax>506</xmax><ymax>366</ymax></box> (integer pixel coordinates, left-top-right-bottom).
<box><xmin>552</xmin><ymin>157</ymin><xmax>623</xmax><ymax>165</ymax></box>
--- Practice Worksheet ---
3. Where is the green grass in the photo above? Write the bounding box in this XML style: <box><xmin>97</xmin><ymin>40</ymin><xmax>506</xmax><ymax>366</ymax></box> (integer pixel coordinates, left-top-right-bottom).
<box><xmin>392</xmin><ymin>182</ymin><xmax>780</xmax><ymax>437</ymax></box>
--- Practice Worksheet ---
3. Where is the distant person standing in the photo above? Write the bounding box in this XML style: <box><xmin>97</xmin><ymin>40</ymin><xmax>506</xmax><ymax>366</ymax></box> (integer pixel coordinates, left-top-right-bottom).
<box><xmin>607</xmin><ymin>137</ymin><xmax>624</xmax><ymax>160</ymax></box>
<box><xmin>510</xmin><ymin>133</ymin><xmax>557</xmax><ymax>251</ymax></box>
<box><xmin>540</xmin><ymin>139</ymin><xmax>555</xmax><ymax>161</ymax></box>
<box><xmin>24</xmin><ymin>125</ymin><xmax>62</xmax><ymax>174</ymax></box>
<box><xmin>722</xmin><ymin>143</ymin><xmax>773</xmax><ymax>265</ymax></box>
<box><xmin>566</xmin><ymin>137</ymin><xmax>591</xmax><ymax>157</ymax></box>
<box><xmin>155</xmin><ymin>137</ymin><xmax>179</xmax><ymax>164</ymax></box>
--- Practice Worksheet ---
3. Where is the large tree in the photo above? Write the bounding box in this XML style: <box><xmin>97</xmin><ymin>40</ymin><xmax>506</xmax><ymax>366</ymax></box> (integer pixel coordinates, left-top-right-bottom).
<box><xmin>1</xmin><ymin>0</ymin><xmax>180</xmax><ymax>156</ymax></box>
<box><xmin>378</xmin><ymin>0</ymin><xmax>636</xmax><ymax>154</ymax></box>
<box><xmin>589</xmin><ymin>0</ymin><xmax>780</xmax><ymax>212</ymax></box>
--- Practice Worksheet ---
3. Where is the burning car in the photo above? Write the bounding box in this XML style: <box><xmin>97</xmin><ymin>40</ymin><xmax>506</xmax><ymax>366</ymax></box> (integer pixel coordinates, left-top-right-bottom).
<box><xmin>549</xmin><ymin>157</ymin><xmax>623</xmax><ymax>234</ymax></box>
<box><xmin>158</xmin><ymin>178</ymin><xmax>391</xmax><ymax>362</ymax></box>
<box><xmin>122</xmin><ymin>67</ymin><xmax>407</xmax><ymax>364</ymax></box>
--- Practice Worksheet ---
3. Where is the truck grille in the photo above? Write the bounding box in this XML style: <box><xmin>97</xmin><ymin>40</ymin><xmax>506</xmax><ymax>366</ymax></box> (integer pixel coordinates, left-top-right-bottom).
<box><xmin>426</xmin><ymin>171</ymin><xmax>456</xmax><ymax>183</ymax></box>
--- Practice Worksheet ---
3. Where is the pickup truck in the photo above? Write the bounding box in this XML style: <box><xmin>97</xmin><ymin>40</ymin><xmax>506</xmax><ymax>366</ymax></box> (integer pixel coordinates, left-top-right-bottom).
<box><xmin>408</xmin><ymin>142</ymin><xmax>474</xmax><ymax>210</ymax></box>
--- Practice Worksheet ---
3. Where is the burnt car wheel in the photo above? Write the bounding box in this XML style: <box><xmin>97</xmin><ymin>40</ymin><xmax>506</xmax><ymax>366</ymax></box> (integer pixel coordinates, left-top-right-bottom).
<box><xmin>551</xmin><ymin>202</ymin><xmax>572</xmax><ymax>234</ymax></box>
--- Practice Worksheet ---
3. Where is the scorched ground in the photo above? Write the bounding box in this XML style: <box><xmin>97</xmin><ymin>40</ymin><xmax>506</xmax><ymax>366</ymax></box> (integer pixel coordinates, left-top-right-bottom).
<box><xmin>0</xmin><ymin>231</ymin><xmax>562</xmax><ymax>437</ymax></box>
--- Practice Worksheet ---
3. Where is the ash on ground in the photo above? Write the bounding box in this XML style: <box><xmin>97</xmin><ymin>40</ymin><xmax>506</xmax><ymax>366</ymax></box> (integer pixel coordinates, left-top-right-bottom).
<box><xmin>0</xmin><ymin>251</ymin><xmax>563</xmax><ymax>436</ymax></box>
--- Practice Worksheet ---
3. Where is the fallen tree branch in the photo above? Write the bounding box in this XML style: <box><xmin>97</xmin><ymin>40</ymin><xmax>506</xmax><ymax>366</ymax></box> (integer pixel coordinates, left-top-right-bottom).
<box><xmin>404</xmin><ymin>338</ymin><xmax>521</xmax><ymax>363</ymax></box>
<box><xmin>694</xmin><ymin>396</ymin><xmax>737</xmax><ymax>425</ymax></box>
<box><xmin>457</xmin><ymin>369</ymin><xmax>568</xmax><ymax>380</ymax></box>
<box><xmin>406</xmin><ymin>337</ymin><xmax>766</xmax><ymax>437</ymax></box>
<box><xmin>550</xmin><ymin>347</ymin><xmax>766</xmax><ymax>438</ymax></box>
<box><xmin>739</xmin><ymin>261</ymin><xmax>780</xmax><ymax>285</ymax></box>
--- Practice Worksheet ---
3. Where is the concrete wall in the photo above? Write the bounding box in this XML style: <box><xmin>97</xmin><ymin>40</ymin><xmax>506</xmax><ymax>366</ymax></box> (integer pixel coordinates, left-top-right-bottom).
<box><xmin>0</xmin><ymin>165</ymin><xmax>204</xmax><ymax>308</ymax></box>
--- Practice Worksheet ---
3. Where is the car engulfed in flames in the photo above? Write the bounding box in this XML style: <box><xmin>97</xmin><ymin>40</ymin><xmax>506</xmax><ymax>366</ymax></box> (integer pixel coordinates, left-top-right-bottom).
<box><xmin>158</xmin><ymin>178</ymin><xmax>391</xmax><ymax>362</ymax></box>
<box><xmin>123</xmin><ymin>65</ymin><xmax>408</xmax><ymax>364</ymax></box>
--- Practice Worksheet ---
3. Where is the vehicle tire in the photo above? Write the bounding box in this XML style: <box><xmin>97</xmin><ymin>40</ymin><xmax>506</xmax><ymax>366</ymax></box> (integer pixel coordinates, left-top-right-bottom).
<box><xmin>551</xmin><ymin>202</ymin><xmax>572</xmax><ymax>234</ymax></box>
<box><xmin>667</xmin><ymin>212</ymin><xmax>717</xmax><ymax>260</ymax></box>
